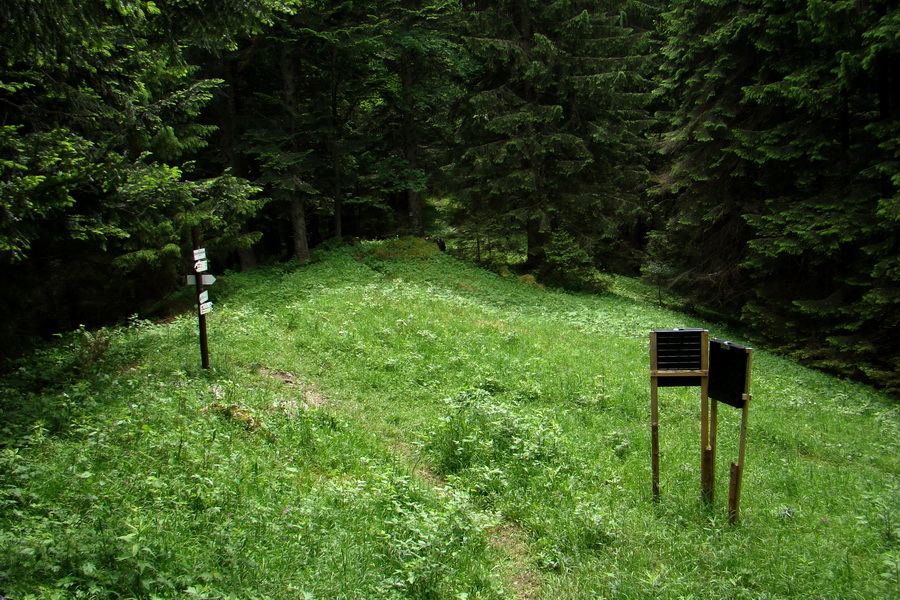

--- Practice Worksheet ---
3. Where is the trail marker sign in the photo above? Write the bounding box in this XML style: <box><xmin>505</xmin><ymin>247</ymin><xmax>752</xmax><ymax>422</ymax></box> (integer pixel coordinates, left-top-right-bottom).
<box><xmin>190</xmin><ymin>229</ymin><xmax>213</xmax><ymax>369</ymax></box>
<box><xmin>185</xmin><ymin>274</ymin><xmax>217</xmax><ymax>286</ymax></box>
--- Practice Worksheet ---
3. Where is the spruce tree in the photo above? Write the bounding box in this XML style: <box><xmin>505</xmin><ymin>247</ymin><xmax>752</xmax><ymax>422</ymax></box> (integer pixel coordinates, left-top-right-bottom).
<box><xmin>0</xmin><ymin>0</ymin><xmax>268</xmax><ymax>346</ymax></box>
<box><xmin>243</xmin><ymin>0</ymin><xmax>396</xmax><ymax>256</ymax></box>
<box><xmin>653</xmin><ymin>0</ymin><xmax>900</xmax><ymax>392</ymax></box>
<box><xmin>447</xmin><ymin>0</ymin><xmax>652</xmax><ymax>278</ymax></box>
<box><xmin>372</xmin><ymin>0</ymin><xmax>465</xmax><ymax>236</ymax></box>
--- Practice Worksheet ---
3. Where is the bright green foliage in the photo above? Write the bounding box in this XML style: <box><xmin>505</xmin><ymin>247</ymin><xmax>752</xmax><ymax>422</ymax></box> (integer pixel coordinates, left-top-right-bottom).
<box><xmin>369</xmin><ymin>235</ymin><xmax>444</xmax><ymax>261</ymax></box>
<box><xmin>651</xmin><ymin>0</ymin><xmax>900</xmax><ymax>392</ymax></box>
<box><xmin>446</xmin><ymin>0</ymin><xmax>653</xmax><ymax>276</ymax></box>
<box><xmin>423</xmin><ymin>388</ymin><xmax>569</xmax><ymax>497</ymax></box>
<box><xmin>0</xmin><ymin>0</ymin><xmax>268</xmax><ymax>352</ymax></box>
<box><xmin>0</xmin><ymin>126</ymin><xmax>95</xmax><ymax>261</ymax></box>
<box><xmin>0</xmin><ymin>0</ymin><xmax>266</xmax><ymax>263</ymax></box>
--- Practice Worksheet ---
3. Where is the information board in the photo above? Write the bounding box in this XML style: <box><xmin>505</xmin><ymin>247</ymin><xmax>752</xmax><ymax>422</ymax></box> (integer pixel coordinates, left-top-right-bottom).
<box><xmin>652</xmin><ymin>328</ymin><xmax>707</xmax><ymax>387</ymax></box>
<box><xmin>708</xmin><ymin>338</ymin><xmax>752</xmax><ymax>408</ymax></box>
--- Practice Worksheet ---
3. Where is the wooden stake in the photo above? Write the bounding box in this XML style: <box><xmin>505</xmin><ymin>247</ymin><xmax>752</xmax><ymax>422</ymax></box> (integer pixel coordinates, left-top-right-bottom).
<box><xmin>737</xmin><ymin>395</ymin><xmax>750</xmax><ymax>469</ymax></box>
<box><xmin>650</xmin><ymin>332</ymin><xmax>660</xmax><ymax>500</ymax></box>
<box><xmin>701</xmin><ymin>446</ymin><xmax>714</xmax><ymax>503</ymax></box>
<box><xmin>651</xmin><ymin>380</ymin><xmax>660</xmax><ymax>501</ymax></box>
<box><xmin>699</xmin><ymin>331</ymin><xmax>712</xmax><ymax>503</ymax></box>
<box><xmin>729</xmin><ymin>394</ymin><xmax>751</xmax><ymax>523</ymax></box>
<box><xmin>704</xmin><ymin>386</ymin><xmax>717</xmax><ymax>503</ymax></box>
<box><xmin>728</xmin><ymin>461</ymin><xmax>741</xmax><ymax>524</ymax></box>
<box><xmin>729</xmin><ymin>349</ymin><xmax>753</xmax><ymax>523</ymax></box>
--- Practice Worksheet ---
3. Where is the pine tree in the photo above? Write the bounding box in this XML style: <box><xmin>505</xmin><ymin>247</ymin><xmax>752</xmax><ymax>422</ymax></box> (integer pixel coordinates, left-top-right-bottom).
<box><xmin>447</xmin><ymin>0</ymin><xmax>653</xmax><ymax>279</ymax></box>
<box><xmin>652</xmin><ymin>0</ymin><xmax>900</xmax><ymax>392</ymax></box>
<box><xmin>370</xmin><ymin>0</ymin><xmax>465</xmax><ymax>236</ymax></box>
<box><xmin>242</xmin><ymin>0</ymin><xmax>395</xmax><ymax>257</ymax></box>
<box><xmin>0</xmin><ymin>0</ymin><xmax>268</xmax><ymax>348</ymax></box>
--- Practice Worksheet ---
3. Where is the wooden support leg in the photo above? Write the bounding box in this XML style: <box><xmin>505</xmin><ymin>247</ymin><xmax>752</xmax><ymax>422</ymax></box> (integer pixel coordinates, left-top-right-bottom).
<box><xmin>708</xmin><ymin>395</ymin><xmax>718</xmax><ymax>503</ymax></box>
<box><xmin>700</xmin><ymin>376</ymin><xmax>714</xmax><ymax>503</ymax></box>
<box><xmin>651</xmin><ymin>379</ymin><xmax>660</xmax><ymax>501</ymax></box>
<box><xmin>728</xmin><ymin>462</ymin><xmax>741</xmax><ymax>524</ymax></box>
<box><xmin>702</xmin><ymin>447</ymin><xmax>714</xmax><ymax>504</ymax></box>
<box><xmin>729</xmin><ymin>395</ymin><xmax>751</xmax><ymax>524</ymax></box>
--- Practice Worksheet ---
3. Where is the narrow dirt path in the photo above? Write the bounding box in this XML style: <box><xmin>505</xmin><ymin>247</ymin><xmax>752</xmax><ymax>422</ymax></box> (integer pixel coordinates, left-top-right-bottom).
<box><xmin>486</xmin><ymin>522</ymin><xmax>540</xmax><ymax>600</ymax></box>
<box><xmin>392</xmin><ymin>440</ymin><xmax>541</xmax><ymax>599</ymax></box>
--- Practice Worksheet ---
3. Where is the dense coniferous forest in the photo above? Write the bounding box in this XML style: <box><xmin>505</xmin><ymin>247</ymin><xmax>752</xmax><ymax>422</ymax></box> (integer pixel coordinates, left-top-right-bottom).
<box><xmin>1</xmin><ymin>0</ymin><xmax>898</xmax><ymax>394</ymax></box>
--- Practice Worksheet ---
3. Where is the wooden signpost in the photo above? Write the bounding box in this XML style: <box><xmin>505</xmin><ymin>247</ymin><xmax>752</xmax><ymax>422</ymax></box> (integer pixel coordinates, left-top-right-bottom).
<box><xmin>650</xmin><ymin>330</ymin><xmax>754</xmax><ymax>523</ymax></box>
<box><xmin>190</xmin><ymin>228</ymin><xmax>216</xmax><ymax>370</ymax></box>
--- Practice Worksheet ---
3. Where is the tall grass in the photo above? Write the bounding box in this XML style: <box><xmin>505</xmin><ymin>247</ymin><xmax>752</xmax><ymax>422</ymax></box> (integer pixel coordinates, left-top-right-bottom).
<box><xmin>1</xmin><ymin>240</ymin><xmax>897</xmax><ymax>599</ymax></box>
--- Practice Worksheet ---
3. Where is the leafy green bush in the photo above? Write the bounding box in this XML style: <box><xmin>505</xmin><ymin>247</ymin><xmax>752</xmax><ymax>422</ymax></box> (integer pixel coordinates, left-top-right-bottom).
<box><xmin>422</xmin><ymin>389</ymin><xmax>568</xmax><ymax>504</ymax></box>
<box><xmin>543</xmin><ymin>230</ymin><xmax>607</xmax><ymax>292</ymax></box>
<box><xmin>370</xmin><ymin>236</ymin><xmax>442</xmax><ymax>262</ymax></box>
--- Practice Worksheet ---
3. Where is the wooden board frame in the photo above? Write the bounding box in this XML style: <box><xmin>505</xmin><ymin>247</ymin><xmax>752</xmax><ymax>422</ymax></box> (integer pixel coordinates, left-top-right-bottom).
<box><xmin>649</xmin><ymin>329</ymin><xmax>710</xmax><ymax>501</ymax></box>
<box><xmin>649</xmin><ymin>331</ymin><xmax>754</xmax><ymax>519</ymax></box>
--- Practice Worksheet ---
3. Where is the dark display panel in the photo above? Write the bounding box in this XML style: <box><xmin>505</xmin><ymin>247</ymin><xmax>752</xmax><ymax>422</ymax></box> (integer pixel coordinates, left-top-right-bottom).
<box><xmin>653</xmin><ymin>329</ymin><xmax>706</xmax><ymax>386</ymax></box>
<box><xmin>653</xmin><ymin>329</ymin><xmax>705</xmax><ymax>371</ymax></box>
<box><xmin>708</xmin><ymin>338</ymin><xmax>752</xmax><ymax>408</ymax></box>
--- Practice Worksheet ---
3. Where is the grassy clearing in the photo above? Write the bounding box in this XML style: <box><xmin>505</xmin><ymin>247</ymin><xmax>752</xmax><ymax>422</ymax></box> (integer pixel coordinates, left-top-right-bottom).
<box><xmin>1</xmin><ymin>240</ymin><xmax>898</xmax><ymax>599</ymax></box>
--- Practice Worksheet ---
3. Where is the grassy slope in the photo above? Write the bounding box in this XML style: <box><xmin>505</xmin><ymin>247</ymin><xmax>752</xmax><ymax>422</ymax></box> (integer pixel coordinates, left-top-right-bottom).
<box><xmin>1</xmin><ymin>241</ymin><xmax>898</xmax><ymax>599</ymax></box>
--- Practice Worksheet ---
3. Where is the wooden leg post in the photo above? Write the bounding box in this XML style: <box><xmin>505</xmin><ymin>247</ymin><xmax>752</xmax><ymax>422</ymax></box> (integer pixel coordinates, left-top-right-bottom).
<box><xmin>728</xmin><ymin>395</ymin><xmax>751</xmax><ymax>524</ymax></box>
<box><xmin>728</xmin><ymin>462</ymin><xmax>741</xmax><ymax>523</ymax></box>
<box><xmin>701</xmin><ymin>376</ymin><xmax>714</xmax><ymax>503</ymax></box>
<box><xmin>708</xmin><ymin>392</ymin><xmax>718</xmax><ymax>503</ymax></box>
<box><xmin>651</xmin><ymin>379</ymin><xmax>660</xmax><ymax>501</ymax></box>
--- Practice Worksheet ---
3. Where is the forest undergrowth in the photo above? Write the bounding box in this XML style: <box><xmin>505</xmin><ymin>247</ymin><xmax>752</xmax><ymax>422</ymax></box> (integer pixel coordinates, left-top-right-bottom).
<box><xmin>1</xmin><ymin>241</ymin><xmax>898</xmax><ymax>599</ymax></box>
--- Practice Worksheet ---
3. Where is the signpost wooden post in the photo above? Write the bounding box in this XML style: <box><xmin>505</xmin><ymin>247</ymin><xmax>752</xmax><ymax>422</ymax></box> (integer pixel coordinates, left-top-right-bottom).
<box><xmin>191</xmin><ymin>228</ymin><xmax>212</xmax><ymax>370</ymax></box>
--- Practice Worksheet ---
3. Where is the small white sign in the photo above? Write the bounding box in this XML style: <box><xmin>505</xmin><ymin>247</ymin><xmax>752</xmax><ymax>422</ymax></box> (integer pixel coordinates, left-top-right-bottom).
<box><xmin>194</xmin><ymin>259</ymin><xmax>208</xmax><ymax>273</ymax></box>
<box><xmin>185</xmin><ymin>274</ymin><xmax>217</xmax><ymax>286</ymax></box>
<box><xmin>199</xmin><ymin>301</ymin><xmax>213</xmax><ymax>315</ymax></box>
<box><xmin>199</xmin><ymin>290</ymin><xmax>209</xmax><ymax>304</ymax></box>
<box><xmin>193</xmin><ymin>248</ymin><xmax>207</xmax><ymax>261</ymax></box>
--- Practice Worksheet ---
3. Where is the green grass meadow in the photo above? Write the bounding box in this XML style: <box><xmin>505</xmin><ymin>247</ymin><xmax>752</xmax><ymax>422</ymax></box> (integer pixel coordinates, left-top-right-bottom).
<box><xmin>1</xmin><ymin>240</ymin><xmax>898</xmax><ymax>599</ymax></box>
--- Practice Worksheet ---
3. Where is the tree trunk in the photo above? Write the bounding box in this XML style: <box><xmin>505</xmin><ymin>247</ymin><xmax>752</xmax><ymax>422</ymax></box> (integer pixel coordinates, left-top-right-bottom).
<box><xmin>333</xmin><ymin>154</ymin><xmax>343</xmax><ymax>242</ymax></box>
<box><xmin>219</xmin><ymin>54</ymin><xmax>258</xmax><ymax>271</ymax></box>
<box><xmin>407</xmin><ymin>188</ymin><xmax>423</xmax><ymax>236</ymax></box>
<box><xmin>525</xmin><ymin>212</ymin><xmax>547</xmax><ymax>270</ymax></box>
<box><xmin>401</xmin><ymin>56</ymin><xmax>425</xmax><ymax>236</ymax></box>
<box><xmin>283</xmin><ymin>47</ymin><xmax>309</xmax><ymax>262</ymax></box>
<box><xmin>236</xmin><ymin>228</ymin><xmax>259</xmax><ymax>271</ymax></box>
<box><xmin>291</xmin><ymin>196</ymin><xmax>310</xmax><ymax>262</ymax></box>
<box><xmin>331</xmin><ymin>48</ymin><xmax>343</xmax><ymax>243</ymax></box>
<box><xmin>516</xmin><ymin>0</ymin><xmax>534</xmax><ymax>102</ymax></box>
